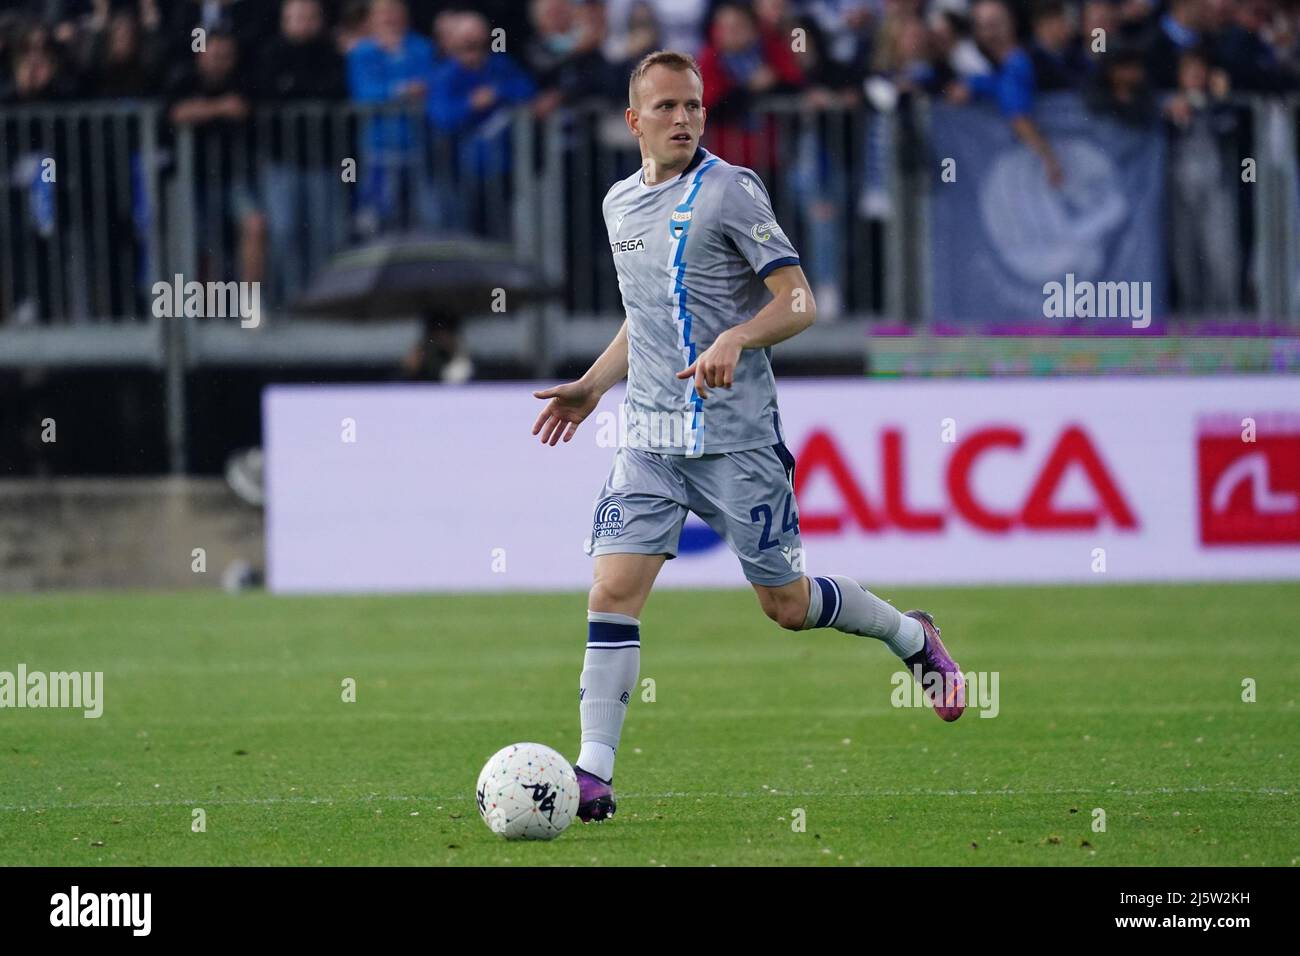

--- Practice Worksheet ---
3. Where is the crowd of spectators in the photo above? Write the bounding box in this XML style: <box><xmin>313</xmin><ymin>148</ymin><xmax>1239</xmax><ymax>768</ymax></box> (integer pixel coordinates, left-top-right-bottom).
<box><xmin>2</xmin><ymin>0</ymin><xmax>1298</xmax><ymax>317</ymax></box>
<box><xmin>3</xmin><ymin>0</ymin><xmax>1298</xmax><ymax>115</ymax></box>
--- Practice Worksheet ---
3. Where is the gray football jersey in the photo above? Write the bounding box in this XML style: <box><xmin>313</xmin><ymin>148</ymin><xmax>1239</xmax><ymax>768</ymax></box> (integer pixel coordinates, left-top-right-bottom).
<box><xmin>602</xmin><ymin>148</ymin><xmax>801</xmax><ymax>457</ymax></box>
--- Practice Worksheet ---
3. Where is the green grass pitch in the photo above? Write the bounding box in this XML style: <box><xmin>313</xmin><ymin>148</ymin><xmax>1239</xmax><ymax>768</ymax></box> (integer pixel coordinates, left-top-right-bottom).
<box><xmin>1</xmin><ymin>583</ymin><xmax>1297</xmax><ymax>866</ymax></box>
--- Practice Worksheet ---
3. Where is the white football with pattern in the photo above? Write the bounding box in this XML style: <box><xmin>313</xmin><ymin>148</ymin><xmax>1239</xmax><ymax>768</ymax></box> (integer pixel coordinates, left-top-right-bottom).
<box><xmin>475</xmin><ymin>742</ymin><xmax>580</xmax><ymax>840</ymax></box>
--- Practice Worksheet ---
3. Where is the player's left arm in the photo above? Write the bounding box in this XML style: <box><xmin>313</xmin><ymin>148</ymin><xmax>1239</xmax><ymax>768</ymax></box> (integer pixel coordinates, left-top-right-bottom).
<box><xmin>677</xmin><ymin>265</ymin><xmax>816</xmax><ymax>398</ymax></box>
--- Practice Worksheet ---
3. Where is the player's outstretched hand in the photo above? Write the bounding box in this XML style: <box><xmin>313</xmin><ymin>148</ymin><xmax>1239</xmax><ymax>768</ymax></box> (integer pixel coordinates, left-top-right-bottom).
<box><xmin>532</xmin><ymin>380</ymin><xmax>600</xmax><ymax>446</ymax></box>
<box><xmin>677</xmin><ymin>331</ymin><xmax>742</xmax><ymax>400</ymax></box>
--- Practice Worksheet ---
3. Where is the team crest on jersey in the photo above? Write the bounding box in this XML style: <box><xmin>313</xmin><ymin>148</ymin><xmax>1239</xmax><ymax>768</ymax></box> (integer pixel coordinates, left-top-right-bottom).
<box><xmin>670</xmin><ymin>203</ymin><xmax>695</xmax><ymax>240</ymax></box>
<box><xmin>593</xmin><ymin>496</ymin><xmax>625</xmax><ymax>538</ymax></box>
<box><xmin>750</xmin><ymin>220</ymin><xmax>784</xmax><ymax>242</ymax></box>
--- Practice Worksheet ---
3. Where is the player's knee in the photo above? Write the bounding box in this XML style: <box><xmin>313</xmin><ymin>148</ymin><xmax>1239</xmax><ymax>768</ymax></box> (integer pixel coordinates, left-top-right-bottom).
<box><xmin>589</xmin><ymin>576</ymin><xmax>638</xmax><ymax>615</ymax></box>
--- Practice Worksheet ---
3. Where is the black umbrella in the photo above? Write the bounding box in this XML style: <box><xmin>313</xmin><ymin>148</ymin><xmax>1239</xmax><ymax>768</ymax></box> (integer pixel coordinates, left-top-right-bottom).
<box><xmin>292</xmin><ymin>233</ymin><xmax>558</xmax><ymax>320</ymax></box>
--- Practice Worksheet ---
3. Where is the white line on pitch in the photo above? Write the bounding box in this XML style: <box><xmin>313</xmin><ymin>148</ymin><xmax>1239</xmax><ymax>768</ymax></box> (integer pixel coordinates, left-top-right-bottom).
<box><xmin>0</xmin><ymin>784</ymin><xmax>1293</xmax><ymax>814</ymax></box>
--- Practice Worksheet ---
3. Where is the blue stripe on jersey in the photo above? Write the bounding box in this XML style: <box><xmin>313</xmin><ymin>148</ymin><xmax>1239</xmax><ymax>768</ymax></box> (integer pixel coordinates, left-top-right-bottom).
<box><xmin>756</xmin><ymin>255</ymin><xmax>801</xmax><ymax>281</ymax></box>
<box><xmin>813</xmin><ymin>576</ymin><xmax>839</xmax><ymax>629</ymax></box>
<box><xmin>588</xmin><ymin>620</ymin><xmax>641</xmax><ymax>647</ymax></box>
<box><xmin>669</xmin><ymin>157</ymin><xmax>719</xmax><ymax>458</ymax></box>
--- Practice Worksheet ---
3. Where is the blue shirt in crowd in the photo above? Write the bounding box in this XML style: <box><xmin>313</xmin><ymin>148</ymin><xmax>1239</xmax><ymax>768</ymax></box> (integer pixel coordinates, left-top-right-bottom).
<box><xmin>968</xmin><ymin>48</ymin><xmax>1036</xmax><ymax>119</ymax></box>
<box><xmin>426</xmin><ymin>53</ymin><xmax>536</xmax><ymax>134</ymax></box>
<box><xmin>347</xmin><ymin>33</ymin><xmax>438</xmax><ymax>153</ymax></box>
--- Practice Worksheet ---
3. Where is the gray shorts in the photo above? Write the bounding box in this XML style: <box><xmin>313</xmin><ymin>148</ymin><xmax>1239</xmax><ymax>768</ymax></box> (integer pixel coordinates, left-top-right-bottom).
<box><xmin>584</xmin><ymin>443</ymin><xmax>805</xmax><ymax>587</ymax></box>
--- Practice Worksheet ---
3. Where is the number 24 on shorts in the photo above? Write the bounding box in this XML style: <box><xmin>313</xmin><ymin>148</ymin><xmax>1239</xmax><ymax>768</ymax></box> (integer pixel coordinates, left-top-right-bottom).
<box><xmin>750</xmin><ymin>492</ymin><xmax>799</xmax><ymax>550</ymax></box>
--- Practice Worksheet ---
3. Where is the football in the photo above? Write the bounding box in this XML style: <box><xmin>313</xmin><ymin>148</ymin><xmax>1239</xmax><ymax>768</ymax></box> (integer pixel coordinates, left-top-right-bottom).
<box><xmin>475</xmin><ymin>743</ymin><xmax>580</xmax><ymax>840</ymax></box>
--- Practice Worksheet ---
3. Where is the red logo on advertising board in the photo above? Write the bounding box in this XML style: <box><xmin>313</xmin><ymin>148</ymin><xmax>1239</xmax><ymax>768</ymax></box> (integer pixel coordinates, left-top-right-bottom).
<box><xmin>1198</xmin><ymin>424</ymin><xmax>1300</xmax><ymax>545</ymax></box>
<box><xmin>793</xmin><ymin>425</ymin><xmax>1138</xmax><ymax>535</ymax></box>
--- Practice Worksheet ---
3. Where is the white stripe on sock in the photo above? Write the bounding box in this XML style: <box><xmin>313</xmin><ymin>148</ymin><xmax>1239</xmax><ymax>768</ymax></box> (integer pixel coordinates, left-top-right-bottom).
<box><xmin>828</xmin><ymin>577</ymin><xmax>843</xmax><ymax>626</ymax></box>
<box><xmin>587</xmin><ymin>610</ymin><xmax>641</xmax><ymax>626</ymax></box>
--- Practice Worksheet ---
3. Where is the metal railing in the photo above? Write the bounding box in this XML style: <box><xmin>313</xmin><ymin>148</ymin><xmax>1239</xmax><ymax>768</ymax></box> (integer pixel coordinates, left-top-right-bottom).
<box><xmin>0</xmin><ymin>101</ymin><xmax>165</xmax><ymax>327</ymax></box>
<box><xmin>5</xmin><ymin>95</ymin><xmax>1292</xmax><ymax>328</ymax></box>
<box><xmin>1251</xmin><ymin>96</ymin><xmax>1299</xmax><ymax>320</ymax></box>
<box><xmin>0</xmin><ymin>97</ymin><xmax>919</xmax><ymax>331</ymax></box>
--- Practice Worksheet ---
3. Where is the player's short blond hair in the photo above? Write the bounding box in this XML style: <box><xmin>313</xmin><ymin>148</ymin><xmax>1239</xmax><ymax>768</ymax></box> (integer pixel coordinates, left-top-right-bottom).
<box><xmin>627</xmin><ymin>51</ymin><xmax>703</xmax><ymax>108</ymax></box>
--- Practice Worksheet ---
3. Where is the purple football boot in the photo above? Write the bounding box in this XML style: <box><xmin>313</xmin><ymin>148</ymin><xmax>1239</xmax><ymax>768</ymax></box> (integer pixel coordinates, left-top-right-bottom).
<box><xmin>902</xmin><ymin>610</ymin><xmax>966</xmax><ymax>722</ymax></box>
<box><xmin>575</xmin><ymin>766</ymin><xmax>616</xmax><ymax>822</ymax></box>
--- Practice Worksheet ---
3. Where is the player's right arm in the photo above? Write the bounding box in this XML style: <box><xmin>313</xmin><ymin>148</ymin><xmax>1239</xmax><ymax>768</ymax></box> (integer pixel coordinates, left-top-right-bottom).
<box><xmin>531</xmin><ymin>320</ymin><xmax>629</xmax><ymax>446</ymax></box>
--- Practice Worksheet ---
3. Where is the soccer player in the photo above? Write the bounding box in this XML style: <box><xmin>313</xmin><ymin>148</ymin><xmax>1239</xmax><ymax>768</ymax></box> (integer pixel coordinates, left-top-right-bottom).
<box><xmin>531</xmin><ymin>51</ymin><xmax>965</xmax><ymax>823</ymax></box>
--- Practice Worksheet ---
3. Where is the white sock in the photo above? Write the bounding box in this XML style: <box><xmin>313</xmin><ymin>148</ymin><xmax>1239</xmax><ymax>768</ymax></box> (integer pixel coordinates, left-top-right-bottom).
<box><xmin>802</xmin><ymin>574</ymin><xmax>925</xmax><ymax>659</ymax></box>
<box><xmin>578</xmin><ymin>610</ymin><xmax>640</xmax><ymax>782</ymax></box>
<box><xmin>577</xmin><ymin>742</ymin><xmax>616</xmax><ymax>782</ymax></box>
